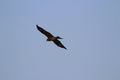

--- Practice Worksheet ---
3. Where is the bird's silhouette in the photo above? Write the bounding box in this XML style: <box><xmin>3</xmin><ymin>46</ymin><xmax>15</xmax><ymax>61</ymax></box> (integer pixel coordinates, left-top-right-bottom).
<box><xmin>36</xmin><ymin>25</ymin><xmax>67</xmax><ymax>49</ymax></box>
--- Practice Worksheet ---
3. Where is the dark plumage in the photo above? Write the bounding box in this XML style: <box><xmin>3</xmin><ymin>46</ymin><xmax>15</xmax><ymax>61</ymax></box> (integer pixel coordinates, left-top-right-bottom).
<box><xmin>53</xmin><ymin>39</ymin><xmax>67</xmax><ymax>49</ymax></box>
<box><xmin>36</xmin><ymin>25</ymin><xmax>53</xmax><ymax>37</ymax></box>
<box><xmin>36</xmin><ymin>25</ymin><xmax>67</xmax><ymax>49</ymax></box>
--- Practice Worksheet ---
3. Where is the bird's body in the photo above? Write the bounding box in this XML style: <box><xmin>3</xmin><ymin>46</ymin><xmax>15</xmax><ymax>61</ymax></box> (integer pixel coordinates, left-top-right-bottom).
<box><xmin>47</xmin><ymin>37</ymin><xmax>56</xmax><ymax>41</ymax></box>
<box><xmin>36</xmin><ymin>25</ymin><xmax>67</xmax><ymax>49</ymax></box>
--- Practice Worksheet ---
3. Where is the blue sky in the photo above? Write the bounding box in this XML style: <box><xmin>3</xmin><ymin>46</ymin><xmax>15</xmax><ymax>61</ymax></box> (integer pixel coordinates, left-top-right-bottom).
<box><xmin>0</xmin><ymin>0</ymin><xmax>120</xmax><ymax>80</ymax></box>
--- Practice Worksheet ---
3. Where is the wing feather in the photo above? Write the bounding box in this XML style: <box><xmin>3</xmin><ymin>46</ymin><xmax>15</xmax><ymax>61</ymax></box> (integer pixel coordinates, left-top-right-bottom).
<box><xmin>53</xmin><ymin>39</ymin><xmax>67</xmax><ymax>49</ymax></box>
<box><xmin>36</xmin><ymin>25</ymin><xmax>53</xmax><ymax>37</ymax></box>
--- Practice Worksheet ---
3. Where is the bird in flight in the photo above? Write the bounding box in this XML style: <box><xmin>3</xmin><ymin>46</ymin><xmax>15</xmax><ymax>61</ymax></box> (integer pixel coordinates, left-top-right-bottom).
<box><xmin>36</xmin><ymin>25</ymin><xmax>67</xmax><ymax>49</ymax></box>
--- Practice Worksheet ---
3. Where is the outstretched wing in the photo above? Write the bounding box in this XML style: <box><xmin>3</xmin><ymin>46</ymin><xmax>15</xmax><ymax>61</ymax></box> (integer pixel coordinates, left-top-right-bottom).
<box><xmin>53</xmin><ymin>39</ymin><xmax>67</xmax><ymax>49</ymax></box>
<box><xmin>36</xmin><ymin>25</ymin><xmax>53</xmax><ymax>38</ymax></box>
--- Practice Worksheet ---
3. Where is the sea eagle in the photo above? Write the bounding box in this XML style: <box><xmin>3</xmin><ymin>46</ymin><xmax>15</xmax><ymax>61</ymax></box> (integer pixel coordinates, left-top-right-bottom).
<box><xmin>36</xmin><ymin>25</ymin><xmax>67</xmax><ymax>49</ymax></box>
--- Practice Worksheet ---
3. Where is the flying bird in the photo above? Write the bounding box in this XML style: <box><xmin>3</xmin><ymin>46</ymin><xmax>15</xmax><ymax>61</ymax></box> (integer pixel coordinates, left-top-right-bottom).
<box><xmin>36</xmin><ymin>25</ymin><xmax>67</xmax><ymax>49</ymax></box>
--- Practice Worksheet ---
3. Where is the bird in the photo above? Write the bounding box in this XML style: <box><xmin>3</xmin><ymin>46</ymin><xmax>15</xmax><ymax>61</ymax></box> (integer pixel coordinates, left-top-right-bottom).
<box><xmin>36</xmin><ymin>25</ymin><xmax>67</xmax><ymax>49</ymax></box>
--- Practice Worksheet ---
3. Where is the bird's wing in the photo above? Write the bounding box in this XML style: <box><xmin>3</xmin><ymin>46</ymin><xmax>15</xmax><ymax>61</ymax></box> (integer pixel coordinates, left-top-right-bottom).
<box><xmin>53</xmin><ymin>39</ymin><xmax>67</xmax><ymax>49</ymax></box>
<box><xmin>36</xmin><ymin>25</ymin><xmax>53</xmax><ymax>38</ymax></box>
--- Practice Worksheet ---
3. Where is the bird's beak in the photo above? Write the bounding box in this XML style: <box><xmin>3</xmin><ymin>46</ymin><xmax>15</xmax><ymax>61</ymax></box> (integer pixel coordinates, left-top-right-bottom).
<box><xmin>59</xmin><ymin>37</ymin><xmax>63</xmax><ymax>39</ymax></box>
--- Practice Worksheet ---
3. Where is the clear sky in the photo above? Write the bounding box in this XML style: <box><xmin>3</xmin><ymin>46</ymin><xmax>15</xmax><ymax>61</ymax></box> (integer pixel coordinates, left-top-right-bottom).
<box><xmin>0</xmin><ymin>0</ymin><xmax>120</xmax><ymax>80</ymax></box>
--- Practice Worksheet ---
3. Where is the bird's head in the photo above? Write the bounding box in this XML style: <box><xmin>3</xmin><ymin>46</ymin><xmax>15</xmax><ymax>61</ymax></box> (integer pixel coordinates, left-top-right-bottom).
<box><xmin>56</xmin><ymin>36</ymin><xmax>63</xmax><ymax>39</ymax></box>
